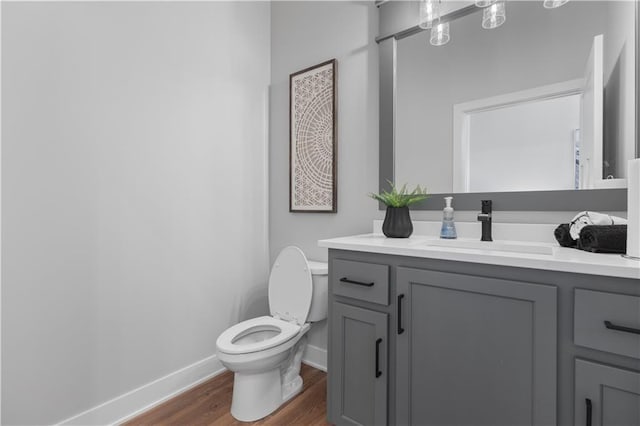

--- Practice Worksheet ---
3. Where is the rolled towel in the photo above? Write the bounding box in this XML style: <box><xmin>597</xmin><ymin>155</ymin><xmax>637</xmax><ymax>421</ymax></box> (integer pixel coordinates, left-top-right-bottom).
<box><xmin>554</xmin><ymin>224</ymin><xmax>577</xmax><ymax>247</ymax></box>
<box><xmin>577</xmin><ymin>225</ymin><xmax>627</xmax><ymax>254</ymax></box>
<box><xmin>569</xmin><ymin>211</ymin><xmax>628</xmax><ymax>240</ymax></box>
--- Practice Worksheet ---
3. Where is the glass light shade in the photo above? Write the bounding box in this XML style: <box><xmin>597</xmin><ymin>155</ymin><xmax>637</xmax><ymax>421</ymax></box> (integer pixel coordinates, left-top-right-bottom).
<box><xmin>543</xmin><ymin>0</ymin><xmax>569</xmax><ymax>9</ymax></box>
<box><xmin>430</xmin><ymin>22</ymin><xmax>450</xmax><ymax>46</ymax></box>
<box><xmin>419</xmin><ymin>0</ymin><xmax>439</xmax><ymax>29</ymax></box>
<box><xmin>482</xmin><ymin>1</ymin><xmax>506</xmax><ymax>29</ymax></box>
<box><xmin>475</xmin><ymin>0</ymin><xmax>497</xmax><ymax>7</ymax></box>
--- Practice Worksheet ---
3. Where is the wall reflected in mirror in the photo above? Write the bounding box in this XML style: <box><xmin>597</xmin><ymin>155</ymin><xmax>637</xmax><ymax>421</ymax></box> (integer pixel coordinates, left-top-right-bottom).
<box><xmin>395</xmin><ymin>1</ymin><xmax>635</xmax><ymax>194</ymax></box>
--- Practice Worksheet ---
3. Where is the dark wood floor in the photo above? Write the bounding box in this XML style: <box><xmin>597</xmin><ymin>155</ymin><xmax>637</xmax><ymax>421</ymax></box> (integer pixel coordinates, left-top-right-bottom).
<box><xmin>123</xmin><ymin>364</ymin><xmax>329</xmax><ymax>425</ymax></box>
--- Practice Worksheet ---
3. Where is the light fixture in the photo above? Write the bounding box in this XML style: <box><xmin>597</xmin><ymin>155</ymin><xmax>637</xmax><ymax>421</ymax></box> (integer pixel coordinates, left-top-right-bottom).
<box><xmin>419</xmin><ymin>0</ymin><xmax>439</xmax><ymax>29</ymax></box>
<box><xmin>422</xmin><ymin>0</ymin><xmax>564</xmax><ymax>48</ymax></box>
<box><xmin>475</xmin><ymin>0</ymin><xmax>497</xmax><ymax>7</ymax></box>
<box><xmin>543</xmin><ymin>0</ymin><xmax>569</xmax><ymax>9</ymax></box>
<box><xmin>482</xmin><ymin>1</ymin><xmax>506</xmax><ymax>29</ymax></box>
<box><xmin>430</xmin><ymin>21</ymin><xmax>450</xmax><ymax>46</ymax></box>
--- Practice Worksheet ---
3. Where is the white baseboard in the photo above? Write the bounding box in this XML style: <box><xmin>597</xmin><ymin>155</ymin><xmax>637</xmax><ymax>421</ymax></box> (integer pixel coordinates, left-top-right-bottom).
<box><xmin>302</xmin><ymin>344</ymin><xmax>327</xmax><ymax>372</ymax></box>
<box><xmin>57</xmin><ymin>345</ymin><xmax>324</xmax><ymax>426</ymax></box>
<box><xmin>57</xmin><ymin>354</ymin><xmax>225</xmax><ymax>426</ymax></box>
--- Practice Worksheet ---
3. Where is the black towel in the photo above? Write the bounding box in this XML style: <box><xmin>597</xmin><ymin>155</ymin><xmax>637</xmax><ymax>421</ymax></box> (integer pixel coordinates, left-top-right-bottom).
<box><xmin>578</xmin><ymin>225</ymin><xmax>627</xmax><ymax>254</ymax></box>
<box><xmin>554</xmin><ymin>223</ymin><xmax>576</xmax><ymax>247</ymax></box>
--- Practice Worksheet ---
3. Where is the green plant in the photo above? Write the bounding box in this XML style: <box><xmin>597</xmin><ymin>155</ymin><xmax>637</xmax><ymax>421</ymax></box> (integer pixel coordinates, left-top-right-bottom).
<box><xmin>369</xmin><ymin>181</ymin><xmax>429</xmax><ymax>207</ymax></box>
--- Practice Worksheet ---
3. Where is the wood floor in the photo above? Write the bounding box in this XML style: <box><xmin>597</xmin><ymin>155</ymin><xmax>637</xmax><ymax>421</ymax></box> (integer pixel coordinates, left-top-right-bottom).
<box><xmin>123</xmin><ymin>364</ymin><xmax>329</xmax><ymax>426</ymax></box>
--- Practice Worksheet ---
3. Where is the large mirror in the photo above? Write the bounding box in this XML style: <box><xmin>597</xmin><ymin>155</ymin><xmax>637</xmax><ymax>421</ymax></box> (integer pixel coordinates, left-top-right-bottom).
<box><xmin>378</xmin><ymin>0</ymin><xmax>637</xmax><ymax>210</ymax></box>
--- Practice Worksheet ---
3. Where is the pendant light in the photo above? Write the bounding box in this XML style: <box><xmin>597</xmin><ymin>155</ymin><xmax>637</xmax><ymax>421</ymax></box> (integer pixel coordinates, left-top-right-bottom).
<box><xmin>419</xmin><ymin>0</ymin><xmax>439</xmax><ymax>29</ymax></box>
<box><xmin>418</xmin><ymin>0</ymin><xmax>570</xmax><ymax>48</ymax></box>
<box><xmin>430</xmin><ymin>21</ymin><xmax>450</xmax><ymax>46</ymax></box>
<box><xmin>482</xmin><ymin>1</ymin><xmax>506</xmax><ymax>29</ymax></box>
<box><xmin>428</xmin><ymin>0</ymin><xmax>449</xmax><ymax>46</ymax></box>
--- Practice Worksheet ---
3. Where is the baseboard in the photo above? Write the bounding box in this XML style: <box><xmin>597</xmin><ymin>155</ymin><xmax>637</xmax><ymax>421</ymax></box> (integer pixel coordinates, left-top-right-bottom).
<box><xmin>302</xmin><ymin>344</ymin><xmax>327</xmax><ymax>372</ymax></box>
<box><xmin>57</xmin><ymin>354</ymin><xmax>225</xmax><ymax>426</ymax></box>
<box><xmin>57</xmin><ymin>345</ymin><xmax>323</xmax><ymax>425</ymax></box>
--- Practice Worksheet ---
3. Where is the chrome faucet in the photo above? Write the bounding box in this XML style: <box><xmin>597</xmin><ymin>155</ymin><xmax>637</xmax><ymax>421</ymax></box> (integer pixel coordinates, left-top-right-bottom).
<box><xmin>477</xmin><ymin>200</ymin><xmax>493</xmax><ymax>242</ymax></box>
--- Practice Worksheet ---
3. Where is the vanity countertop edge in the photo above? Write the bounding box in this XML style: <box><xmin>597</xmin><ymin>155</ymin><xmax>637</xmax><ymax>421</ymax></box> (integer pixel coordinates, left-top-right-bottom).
<box><xmin>319</xmin><ymin>234</ymin><xmax>640</xmax><ymax>280</ymax></box>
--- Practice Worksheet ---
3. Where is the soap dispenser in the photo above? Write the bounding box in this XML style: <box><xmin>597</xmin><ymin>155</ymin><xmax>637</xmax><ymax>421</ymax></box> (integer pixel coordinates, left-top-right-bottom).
<box><xmin>440</xmin><ymin>196</ymin><xmax>457</xmax><ymax>239</ymax></box>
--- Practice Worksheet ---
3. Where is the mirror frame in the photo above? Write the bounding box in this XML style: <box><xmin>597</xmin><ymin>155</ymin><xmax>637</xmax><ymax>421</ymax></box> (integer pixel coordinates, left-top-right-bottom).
<box><xmin>377</xmin><ymin>1</ymin><xmax>638</xmax><ymax>211</ymax></box>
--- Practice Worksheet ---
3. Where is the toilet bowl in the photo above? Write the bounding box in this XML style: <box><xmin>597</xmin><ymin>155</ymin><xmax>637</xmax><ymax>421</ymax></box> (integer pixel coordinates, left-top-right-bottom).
<box><xmin>215</xmin><ymin>246</ymin><xmax>328</xmax><ymax>422</ymax></box>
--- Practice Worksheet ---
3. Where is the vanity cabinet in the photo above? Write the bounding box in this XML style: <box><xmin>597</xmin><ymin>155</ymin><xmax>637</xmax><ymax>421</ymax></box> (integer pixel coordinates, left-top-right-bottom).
<box><xmin>329</xmin><ymin>302</ymin><xmax>388</xmax><ymax>426</ymax></box>
<box><xmin>574</xmin><ymin>359</ymin><xmax>640</xmax><ymax>426</ymax></box>
<box><xmin>326</xmin><ymin>248</ymin><xmax>640</xmax><ymax>426</ymax></box>
<box><xmin>395</xmin><ymin>268</ymin><xmax>557</xmax><ymax>426</ymax></box>
<box><xmin>328</xmin><ymin>259</ymin><xmax>390</xmax><ymax>425</ymax></box>
<box><xmin>573</xmin><ymin>290</ymin><xmax>640</xmax><ymax>426</ymax></box>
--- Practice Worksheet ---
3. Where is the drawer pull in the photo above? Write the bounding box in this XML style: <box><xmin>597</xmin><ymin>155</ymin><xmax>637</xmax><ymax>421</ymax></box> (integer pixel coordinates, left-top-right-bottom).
<box><xmin>397</xmin><ymin>294</ymin><xmax>405</xmax><ymax>335</ymax></box>
<box><xmin>585</xmin><ymin>398</ymin><xmax>592</xmax><ymax>426</ymax></box>
<box><xmin>604</xmin><ymin>320</ymin><xmax>640</xmax><ymax>335</ymax></box>
<box><xmin>339</xmin><ymin>277</ymin><xmax>375</xmax><ymax>287</ymax></box>
<box><xmin>375</xmin><ymin>338</ymin><xmax>382</xmax><ymax>378</ymax></box>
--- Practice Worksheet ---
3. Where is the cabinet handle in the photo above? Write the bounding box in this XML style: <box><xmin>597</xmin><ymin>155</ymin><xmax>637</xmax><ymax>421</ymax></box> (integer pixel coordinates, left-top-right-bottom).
<box><xmin>604</xmin><ymin>320</ymin><xmax>640</xmax><ymax>335</ymax></box>
<box><xmin>339</xmin><ymin>277</ymin><xmax>374</xmax><ymax>287</ymax></box>
<box><xmin>397</xmin><ymin>294</ymin><xmax>405</xmax><ymax>335</ymax></box>
<box><xmin>375</xmin><ymin>338</ymin><xmax>382</xmax><ymax>378</ymax></box>
<box><xmin>585</xmin><ymin>398</ymin><xmax>592</xmax><ymax>426</ymax></box>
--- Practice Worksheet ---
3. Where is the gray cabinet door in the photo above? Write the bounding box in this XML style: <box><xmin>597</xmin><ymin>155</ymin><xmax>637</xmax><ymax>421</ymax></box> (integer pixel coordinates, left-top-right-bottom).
<box><xmin>396</xmin><ymin>267</ymin><xmax>557</xmax><ymax>426</ymax></box>
<box><xmin>575</xmin><ymin>359</ymin><xmax>640</xmax><ymax>426</ymax></box>
<box><xmin>329</xmin><ymin>302</ymin><xmax>388</xmax><ymax>426</ymax></box>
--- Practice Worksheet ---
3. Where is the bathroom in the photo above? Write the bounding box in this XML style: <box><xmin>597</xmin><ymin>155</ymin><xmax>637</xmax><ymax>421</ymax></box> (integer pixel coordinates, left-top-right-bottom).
<box><xmin>1</xmin><ymin>0</ymin><xmax>639</xmax><ymax>425</ymax></box>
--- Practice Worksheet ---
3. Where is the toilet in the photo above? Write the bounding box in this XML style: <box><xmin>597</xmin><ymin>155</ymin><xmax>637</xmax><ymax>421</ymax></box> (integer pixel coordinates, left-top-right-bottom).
<box><xmin>215</xmin><ymin>246</ymin><xmax>328</xmax><ymax>422</ymax></box>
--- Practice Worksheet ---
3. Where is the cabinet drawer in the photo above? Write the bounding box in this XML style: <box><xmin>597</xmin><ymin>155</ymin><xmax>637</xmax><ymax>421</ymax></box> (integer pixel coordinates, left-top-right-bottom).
<box><xmin>574</xmin><ymin>289</ymin><xmax>640</xmax><ymax>359</ymax></box>
<box><xmin>332</xmin><ymin>259</ymin><xmax>389</xmax><ymax>305</ymax></box>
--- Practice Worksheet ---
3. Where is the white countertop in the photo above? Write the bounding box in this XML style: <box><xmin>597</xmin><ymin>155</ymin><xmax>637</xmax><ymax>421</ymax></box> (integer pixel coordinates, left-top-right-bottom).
<box><xmin>318</xmin><ymin>233</ymin><xmax>640</xmax><ymax>280</ymax></box>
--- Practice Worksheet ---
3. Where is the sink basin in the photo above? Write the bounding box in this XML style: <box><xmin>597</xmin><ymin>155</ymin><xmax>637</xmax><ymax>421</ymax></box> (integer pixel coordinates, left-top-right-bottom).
<box><xmin>423</xmin><ymin>238</ymin><xmax>554</xmax><ymax>255</ymax></box>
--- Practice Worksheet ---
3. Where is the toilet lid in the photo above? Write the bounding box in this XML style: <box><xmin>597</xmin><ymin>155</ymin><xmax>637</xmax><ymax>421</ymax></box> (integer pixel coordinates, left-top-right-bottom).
<box><xmin>268</xmin><ymin>246</ymin><xmax>312</xmax><ymax>325</ymax></box>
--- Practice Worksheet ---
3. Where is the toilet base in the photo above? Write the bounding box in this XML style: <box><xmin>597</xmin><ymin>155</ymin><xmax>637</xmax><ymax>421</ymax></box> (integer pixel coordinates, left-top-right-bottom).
<box><xmin>231</xmin><ymin>369</ymin><xmax>283</xmax><ymax>422</ymax></box>
<box><xmin>229</xmin><ymin>337</ymin><xmax>307</xmax><ymax>422</ymax></box>
<box><xmin>282</xmin><ymin>374</ymin><xmax>303</xmax><ymax>404</ymax></box>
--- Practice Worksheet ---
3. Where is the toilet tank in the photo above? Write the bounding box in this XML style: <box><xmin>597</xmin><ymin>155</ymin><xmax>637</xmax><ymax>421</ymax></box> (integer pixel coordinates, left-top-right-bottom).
<box><xmin>306</xmin><ymin>260</ymin><xmax>328</xmax><ymax>322</ymax></box>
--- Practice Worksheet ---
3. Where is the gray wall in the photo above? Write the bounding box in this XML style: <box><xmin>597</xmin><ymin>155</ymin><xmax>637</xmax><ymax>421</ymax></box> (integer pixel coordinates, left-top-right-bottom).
<box><xmin>270</xmin><ymin>1</ymin><xmax>379</xmax><ymax>350</ymax></box>
<box><xmin>2</xmin><ymin>3</ymin><xmax>270</xmax><ymax>424</ymax></box>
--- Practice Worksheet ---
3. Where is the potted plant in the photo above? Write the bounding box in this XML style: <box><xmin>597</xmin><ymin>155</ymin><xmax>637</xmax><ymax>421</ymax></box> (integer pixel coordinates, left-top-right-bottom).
<box><xmin>370</xmin><ymin>182</ymin><xmax>429</xmax><ymax>238</ymax></box>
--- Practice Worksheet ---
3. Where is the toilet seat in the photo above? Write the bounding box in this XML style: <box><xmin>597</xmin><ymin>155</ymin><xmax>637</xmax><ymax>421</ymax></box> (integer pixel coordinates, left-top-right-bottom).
<box><xmin>216</xmin><ymin>316</ymin><xmax>301</xmax><ymax>355</ymax></box>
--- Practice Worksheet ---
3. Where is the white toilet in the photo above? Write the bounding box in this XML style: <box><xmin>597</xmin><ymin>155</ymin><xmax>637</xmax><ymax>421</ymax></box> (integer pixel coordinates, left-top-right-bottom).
<box><xmin>215</xmin><ymin>246</ymin><xmax>328</xmax><ymax>422</ymax></box>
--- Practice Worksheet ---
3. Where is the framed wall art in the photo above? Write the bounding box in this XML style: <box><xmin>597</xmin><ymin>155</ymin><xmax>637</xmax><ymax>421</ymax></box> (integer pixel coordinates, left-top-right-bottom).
<box><xmin>289</xmin><ymin>59</ymin><xmax>337</xmax><ymax>212</ymax></box>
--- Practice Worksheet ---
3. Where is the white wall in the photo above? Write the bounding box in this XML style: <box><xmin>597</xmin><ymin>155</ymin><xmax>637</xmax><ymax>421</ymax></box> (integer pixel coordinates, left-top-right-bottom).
<box><xmin>1</xmin><ymin>3</ymin><xmax>270</xmax><ymax>424</ymax></box>
<box><xmin>270</xmin><ymin>1</ymin><xmax>379</xmax><ymax>352</ymax></box>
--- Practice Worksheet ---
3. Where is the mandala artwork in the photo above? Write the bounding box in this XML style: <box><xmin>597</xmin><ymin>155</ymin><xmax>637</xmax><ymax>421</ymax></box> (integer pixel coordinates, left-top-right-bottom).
<box><xmin>290</xmin><ymin>60</ymin><xmax>337</xmax><ymax>212</ymax></box>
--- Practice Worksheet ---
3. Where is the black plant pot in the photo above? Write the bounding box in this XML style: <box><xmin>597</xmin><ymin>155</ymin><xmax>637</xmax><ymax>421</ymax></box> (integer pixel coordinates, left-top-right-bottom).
<box><xmin>382</xmin><ymin>206</ymin><xmax>413</xmax><ymax>238</ymax></box>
